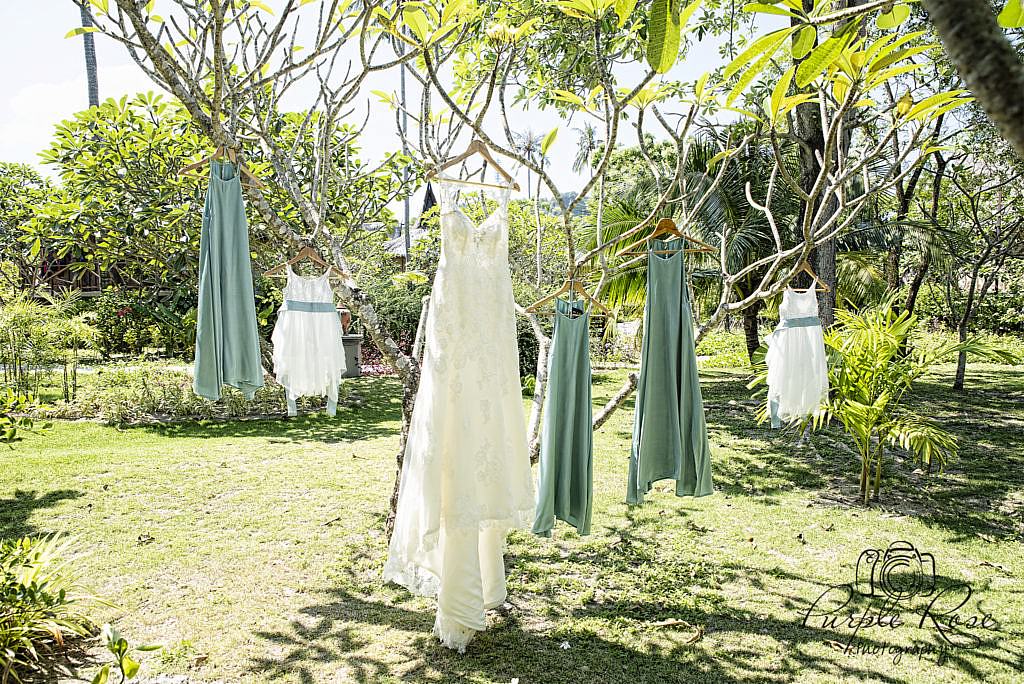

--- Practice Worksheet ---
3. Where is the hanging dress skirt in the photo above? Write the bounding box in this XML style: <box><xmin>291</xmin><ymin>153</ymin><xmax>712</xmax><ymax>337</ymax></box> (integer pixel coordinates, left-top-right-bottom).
<box><xmin>627</xmin><ymin>238</ymin><xmax>713</xmax><ymax>505</ymax></box>
<box><xmin>192</xmin><ymin>160</ymin><xmax>265</xmax><ymax>401</ymax></box>
<box><xmin>383</xmin><ymin>182</ymin><xmax>534</xmax><ymax>653</ymax></box>
<box><xmin>765</xmin><ymin>288</ymin><xmax>829</xmax><ymax>428</ymax></box>
<box><xmin>271</xmin><ymin>266</ymin><xmax>348</xmax><ymax>416</ymax></box>
<box><xmin>533</xmin><ymin>298</ymin><xmax>594</xmax><ymax>537</ymax></box>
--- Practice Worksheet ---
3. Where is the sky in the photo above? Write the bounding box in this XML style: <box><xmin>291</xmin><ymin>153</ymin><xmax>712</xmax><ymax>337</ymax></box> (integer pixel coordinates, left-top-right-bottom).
<box><xmin>0</xmin><ymin>1</ymin><xmax>760</xmax><ymax>208</ymax></box>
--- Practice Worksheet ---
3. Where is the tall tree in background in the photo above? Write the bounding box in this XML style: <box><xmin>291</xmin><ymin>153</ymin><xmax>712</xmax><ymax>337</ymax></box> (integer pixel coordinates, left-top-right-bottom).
<box><xmin>78</xmin><ymin>2</ymin><xmax>99</xmax><ymax>107</ymax></box>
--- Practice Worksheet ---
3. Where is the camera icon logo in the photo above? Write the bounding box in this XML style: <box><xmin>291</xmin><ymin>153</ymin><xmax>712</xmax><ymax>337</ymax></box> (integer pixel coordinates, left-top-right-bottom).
<box><xmin>855</xmin><ymin>541</ymin><xmax>936</xmax><ymax>600</ymax></box>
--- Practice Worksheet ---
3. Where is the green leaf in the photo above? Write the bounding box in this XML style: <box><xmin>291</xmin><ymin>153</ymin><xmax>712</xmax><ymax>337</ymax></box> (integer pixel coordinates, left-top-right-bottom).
<box><xmin>615</xmin><ymin>0</ymin><xmax>639</xmax><ymax>27</ymax></box>
<box><xmin>121</xmin><ymin>655</ymin><xmax>140</xmax><ymax>679</ymax></box>
<box><xmin>876</xmin><ymin>4</ymin><xmax>910</xmax><ymax>29</ymax></box>
<box><xmin>91</xmin><ymin>664</ymin><xmax>110</xmax><ymax>684</ymax></box>
<box><xmin>550</xmin><ymin>89</ymin><xmax>587</xmax><ymax>107</ymax></box>
<box><xmin>646</xmin><ymin>0</ymin><xmax>680</xmax><ymax>73</ymax></box>
<box><xmin>706</xmin><ymin>148</ymin><xmax>734</xmax><ymax>169</ymax></box>
<box><xmin>743</xmin><ymin>2</ymin><xmax>795</xmax><ymax>16</ymax></box>
<box><xmin>646</xmin><ymin>0</ymin><xmax>702</xmax><ymax>73</ymax></box>
<box><xmin>769</xmin><ymin>64</ymin><xmax>795</xmax><ymax>122</ymax></box>
<box><xmin>999</xmin><ymin>0</ymin><xmax>1024</xmax><ymax>27</ymax></box>
<box><xmin>403</xmin><ymin>7</ymin><xmax>430</xmax><ymax>42</ymax></box>
<box><xmin>727</xmin><ymin>46</ymin><xmax>776</xmax><ymax>105</ymax></box>
<box><xmin>249</xmin><ymin>0</ymin><xmax>275</xmax><ymax>14</ymax></box>
<box><xmin>723</xmin><ymin>27</ymin><xmax>793</xmax><ymax>80</ymax></box>
<box><xmin>65</xmin><ymin>26</ymin><xmax>100</xmax><ymax>38</ymax></box>
<box><xmin>29</xmin><ymin>237</ymin><xmax>41</xmax><ymax>260</ymax></box>
<box><xmin>791</xmin><ymin>25</ymin><xmax>816</xmax><ymax>60</ymax></box>
<box><xmin>795</xmin><ymin>35</ymin><xmax>846</xmax><ymax>88</ymax></box>
<box><xmin>440</xmin><ymin>0</ymin><xmax>470</xmax><ymax>26</ymax></box>
<box><xmin>541</xmin><ymin>126</ymin><xmax>558</xmax><ymax>154</ymax></box>
<box><xmin>89</xmin><ymin>0</ymin><xmax>110</xmax><ymax>14</ymax></box>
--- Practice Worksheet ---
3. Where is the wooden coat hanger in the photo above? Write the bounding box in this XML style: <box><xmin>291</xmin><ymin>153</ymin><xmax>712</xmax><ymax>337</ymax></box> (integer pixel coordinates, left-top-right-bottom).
<box><xmin>613</xmin><ymin>218</ymin><xmax>717</xmax><ymax>257</ymax></box>
<box><xmin>790</xmin><ymin>259</ymin><xmax>831</xmax><ymax>292</ymax></box>
<box><xmin>178</xmin><ymin>145</ymin><xmax>266</xmax><ymax>188</ymax></box>
<box><xmin>427</xmin><ymin>139</ymin><xmax>521</xmax><ymax>192</ymax></box>
<box><xmin>263</xmin><ymin>245</ymin><xmax>345</xmax><ymax>280</ymax></box>
<box><xmin>524</xmin><ymin>272</ymin><xmax>609</xmax><ymax>318</ymax></box>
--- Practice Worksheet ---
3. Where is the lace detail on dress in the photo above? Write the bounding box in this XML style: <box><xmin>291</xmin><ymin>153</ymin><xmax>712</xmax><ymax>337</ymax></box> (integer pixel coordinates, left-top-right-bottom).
<box><xmin>384</xmin><ymin>179</ymin><xmax>534</xmax><ymax>652</ymax></box>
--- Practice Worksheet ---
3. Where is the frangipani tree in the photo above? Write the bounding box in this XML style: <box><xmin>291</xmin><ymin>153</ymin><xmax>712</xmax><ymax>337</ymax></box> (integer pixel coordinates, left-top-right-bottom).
<box><xmin>72</xmin><ymin>0</ymin><xmax>991</xmax><ymax>524</ymax></box>
<box><xmin>70</xmin><ymin>1</ymin><xmax>424</xmax><ymax>510</ymax></box>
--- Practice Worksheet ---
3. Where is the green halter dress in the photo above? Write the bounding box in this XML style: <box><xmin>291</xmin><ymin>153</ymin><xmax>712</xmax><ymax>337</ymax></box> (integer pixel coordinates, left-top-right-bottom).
<box><xmin>192</xmin><ymin>160</ymin><xmax>265</xmax><ymax>402</ymax></box>
<box><xmin>627</xmin><ymin>238</ymin><xmax>713</xmax><ymax>505</ymax></box>
<box><xmin>533</xmin><ymin>297</ymin><xmax>594</xmax><ymax>537</ymax></box>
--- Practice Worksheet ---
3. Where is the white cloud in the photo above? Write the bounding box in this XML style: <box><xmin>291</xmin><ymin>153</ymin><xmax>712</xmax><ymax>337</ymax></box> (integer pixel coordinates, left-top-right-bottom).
<box><xmin>0</xmin><ymin>63</ymin><xmax>160</xmax><ymax>174</ymax></box>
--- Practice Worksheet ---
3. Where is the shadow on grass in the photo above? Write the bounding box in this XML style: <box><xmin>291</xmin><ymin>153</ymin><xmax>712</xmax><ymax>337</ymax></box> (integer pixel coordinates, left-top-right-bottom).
<box><xmin>696</xmin><ymin>366</ymin><xmax>1024</xmax><ymax>542</ymax></box>
<box><xmin>247</xmin><ymin>543</ymin><xmax>997</xmax><ymax>682</ymax></box>
<box><xmin>897</xmin><ymin>367</ymin><xmax>1024</xmax><ymax>542</ymax></box>
<box><xmin>0</xmin><ymin>488</ymin><xmax>82</xmax><ymax>539</ymax></box>
<box><xmin>245</xmin><ymin>506</ymin><xmax>1023</xmax><ymax>684</ymax></box>
<box><xmin>128</xmin><ymin>377</ymin><xmax>404</xmax><ymax>444</ymax></box>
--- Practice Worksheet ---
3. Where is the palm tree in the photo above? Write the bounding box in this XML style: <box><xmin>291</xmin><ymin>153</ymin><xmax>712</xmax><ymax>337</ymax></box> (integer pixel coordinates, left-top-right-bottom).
<box><xmin>78</xmin><ymin>2</ymin><xmax>100</xmax><ymax>107</ymax></box>
<box><xmin>512</xmin><ymin>130</ymin><xmax>544</xmax><ymax>199</ymax></box>
<box><xmin>578</xmin><ymin>130</ymin><xmax>801</xmax><ymax>359</ymax></box>
<box><xmin>572</xmin><ymin>123</ymin><xmax>602</xmax><ymax>174</ymax></box>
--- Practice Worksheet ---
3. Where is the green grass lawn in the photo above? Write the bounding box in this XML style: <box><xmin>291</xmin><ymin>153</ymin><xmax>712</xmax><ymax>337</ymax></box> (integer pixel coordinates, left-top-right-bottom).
<box><xmin>2</xmin><ymin>366</ymin><xmax>1022</xmax><ymax>683</ymax></box>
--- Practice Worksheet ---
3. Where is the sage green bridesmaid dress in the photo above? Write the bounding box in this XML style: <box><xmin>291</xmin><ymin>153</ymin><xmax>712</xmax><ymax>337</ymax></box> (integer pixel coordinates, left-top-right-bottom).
<box><xmin>627</xmin><ymin>238</ymin><xmax>713</xmax><ymax>505</ymax></box>
<box><xmin>192</xmin><ymin>160</ymin><xmax>265</xmax><ymax>401</ymax></box>
<box><xmin>533</xmin><ymin>297</ymin><xmax>593</xmax><ymax>536</ymax></box>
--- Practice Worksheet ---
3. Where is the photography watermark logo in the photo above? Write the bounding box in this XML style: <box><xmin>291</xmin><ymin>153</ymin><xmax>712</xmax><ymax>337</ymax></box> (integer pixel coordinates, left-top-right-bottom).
<box><xmin>802</xmin><ymin>541</ymin><xmax>1000</xmax><ymax>664</ymax></box>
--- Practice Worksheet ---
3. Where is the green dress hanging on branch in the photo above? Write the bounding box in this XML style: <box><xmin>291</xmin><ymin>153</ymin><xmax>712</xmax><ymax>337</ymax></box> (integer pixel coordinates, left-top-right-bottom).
<box><xmin>192</xmin><ymin>160</ymin><xmax>265</xmax><ymax>402</ymax></box>
<box><xmin>533</xmin><ymin>297</ymin><xmax>594</xmax><ymax>537</ymax></box>
<box><xmin>627</xmin><ymin>238</ymin><xmax>713</xmax><ymax>505</ymax></box>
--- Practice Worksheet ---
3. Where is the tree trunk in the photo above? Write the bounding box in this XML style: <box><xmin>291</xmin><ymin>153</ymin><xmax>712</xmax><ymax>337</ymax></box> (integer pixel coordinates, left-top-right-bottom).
<box><xmin>904</xmin><ymin>248</ymin><xmax>932</xmax><ymax>316</ymax></box>
<box><xmin>954</xmin><ymin>325</ymin><xmax>968</xmax><ymax>391</ymax></box>
<box><xmin>525</xmin><ymin>317</ymin><xmax>550</xmax><ymax>464</ymax></box>
<box><xmin>906</xmin><ymin>151</ymin><xmax>947</xmax><ymax>316</ymax></box>
<box><xmin>793</xmin><ymin>0</ymin><xmax>837</xmax><ymax>327</ymax></box>
<box><xmin>742</xmin><ymin>299</ymin><xmax>762</xmax><ymax>362</ymax></box>
<box><xmin>923</xmin><ymin>0</ymin><xmax>1024</xmax><ymax>160</ymax></box>
<box><xmin>535</xmin><ymin>167</ymin><xmax>543</xmax><ymax>286</ymax></box>
<box><xmin>953</xmin><ymin>266</ymin><xmax>981</xmax><ymax>391</ymax></box>
<box><xmin>814</xmin><ymin>240</ymin><xmax>837</xmax><ymax>328</ymax></box>
<box><xmin>79</xmin><ymin>4</ymin><xmax>100</xmax><ymax>107</ymax></box>
<box><xmin>885</xmin><ymin>239</ymin><xmax>903</xmax><ymax>293</ymax></box>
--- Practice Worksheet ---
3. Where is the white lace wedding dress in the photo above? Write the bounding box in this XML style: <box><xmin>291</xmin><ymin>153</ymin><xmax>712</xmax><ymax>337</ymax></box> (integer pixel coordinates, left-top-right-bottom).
<box><xmin>383</xmin><ymin>179</ymin><xmax>534</xmax><ymax>652</ymax></box>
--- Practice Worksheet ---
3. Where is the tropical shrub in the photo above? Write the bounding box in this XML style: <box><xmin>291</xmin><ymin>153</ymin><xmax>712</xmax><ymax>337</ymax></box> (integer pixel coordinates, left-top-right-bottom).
<box><xmin>32</xmin><ymin>363</ymin><xmax>344</xmax><ymax>424</ymax></box>
<box><xmin>0</xmin><ymin>536</ymin><xmax>97</xmax><ymax>681</ymax></box>
<box><xmin>0</xmin><ymin>390</ymin><xmax>47</xmax><ymax>446</ymax></box>
<box><xmin>0</xmin><ymin>294</ymin><xmax>52</xmax><ymax>394</ymax></box>
<box><xmin>0</xmin><ymin>292</ymin><xmax>96</xmax><ymax>400</ymax></box>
